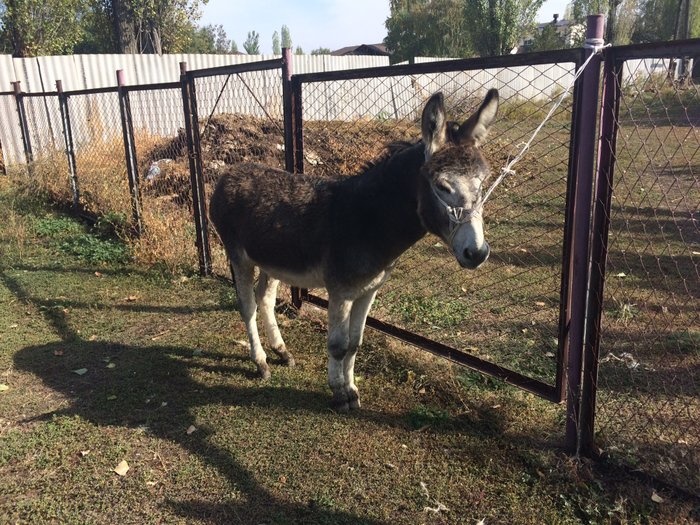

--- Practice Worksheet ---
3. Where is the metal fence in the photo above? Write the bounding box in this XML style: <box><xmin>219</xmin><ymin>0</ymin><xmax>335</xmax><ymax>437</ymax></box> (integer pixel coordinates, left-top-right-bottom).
<box><xmin>289</xmin><ymin>49</ymin><xmax>586</xmax><ymax>403</ymax></box>
<box><xmin>581</xmin><ymin>40</ymin><xmax>700</xmax><ymax>495</ymax></box>
<box><xmin>2</xmin><ymin>34</ymin><xmax>698</xmax><ymax>496</ymax></box>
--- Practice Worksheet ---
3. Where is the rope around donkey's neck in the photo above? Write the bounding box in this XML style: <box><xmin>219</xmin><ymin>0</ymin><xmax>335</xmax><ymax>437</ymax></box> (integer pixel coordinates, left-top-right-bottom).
<box><xmin>479</xmin><ymin>43</ymin><xmax>611</xmax><ymax>208</ymax></box>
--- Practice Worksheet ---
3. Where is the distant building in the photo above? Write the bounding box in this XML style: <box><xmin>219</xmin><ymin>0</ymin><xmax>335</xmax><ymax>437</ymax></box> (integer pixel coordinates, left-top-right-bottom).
<box><xmin>516</xmin><ymin>14</ymin><xmax>583</xmax><ymax>53</ymax></box>
<box><xmin>331</xmin><ymin>44</ymin><xmax>391</xmax><ymax>57</ymax></box>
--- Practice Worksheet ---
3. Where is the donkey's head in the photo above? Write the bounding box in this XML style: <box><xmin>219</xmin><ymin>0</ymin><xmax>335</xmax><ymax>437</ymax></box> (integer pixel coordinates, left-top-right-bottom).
<box><xmin>418</xmin><ymin>89</ymin><xmax>498</xmax><ymax>269</ymax></box>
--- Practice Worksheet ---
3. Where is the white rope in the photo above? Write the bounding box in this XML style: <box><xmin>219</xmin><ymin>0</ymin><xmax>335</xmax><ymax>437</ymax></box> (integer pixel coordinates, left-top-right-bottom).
<box><xmin>479</xmin><ymin>43</ymin><xmax>611</xmax><ymax>208</ymax></box>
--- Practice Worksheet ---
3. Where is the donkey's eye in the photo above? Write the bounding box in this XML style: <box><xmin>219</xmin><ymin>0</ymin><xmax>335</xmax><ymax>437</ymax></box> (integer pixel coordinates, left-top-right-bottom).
<box><xmin>435</xmin><ymin>181</ymin><xmax>453</xmax><ymax>194</ymax></box>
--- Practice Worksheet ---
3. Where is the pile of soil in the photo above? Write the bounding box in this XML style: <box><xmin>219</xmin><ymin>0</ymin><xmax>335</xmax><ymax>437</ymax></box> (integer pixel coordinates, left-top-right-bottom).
<box><xmin>141</xmin><ymin>114</ymin><xmax>420</xmax><ymax>203</ymax></box>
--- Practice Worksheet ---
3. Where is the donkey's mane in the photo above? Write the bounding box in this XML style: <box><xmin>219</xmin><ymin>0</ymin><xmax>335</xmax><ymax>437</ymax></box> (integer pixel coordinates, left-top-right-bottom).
<box><xmin>359</xmin><ymin>139</ymin><xmax>420</xmax><ymax>176</ymax></box>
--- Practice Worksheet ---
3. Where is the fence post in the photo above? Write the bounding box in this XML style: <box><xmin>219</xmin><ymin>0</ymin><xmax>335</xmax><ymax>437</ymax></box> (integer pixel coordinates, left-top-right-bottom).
<box><xmin>12</xmin><ymin>81</ymin><xmax>33</xmax><ymax>174</ymax></box>
<box><xmin>179</xmin><ymin>62</ymin><xmax>212</xmax><ymax>276</ymax></box>
<box><xmin>564</xmin><ymin>14</ymin><xmax>605</xmax><ymax>455</ymax></box>
<box><xmin>116</xmin><ymin>70</ymin><xmax>143</xmax><ymax>236</ymax></box>
<box><xmin>56</xmin><ymin>80</ymin><xmax>80</xmax><ymax>210</ymax></box>
<box><xmin>281</xmin><ymin>48</ymin><xmax>304</xmax><ymax>309</ymax></box>
<box><xmin>578</xmin><ymin>48</ymin><xmax>623</xmax><ymax>456</ymax></box>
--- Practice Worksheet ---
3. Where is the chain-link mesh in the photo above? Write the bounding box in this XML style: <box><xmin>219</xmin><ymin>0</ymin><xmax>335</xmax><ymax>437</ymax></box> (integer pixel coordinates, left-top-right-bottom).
<box><xmin>192</xmin><ymin>68</ymin><xmax>285</xmax><ymax>276</ymax></box>
<box><xmin>594</xmin><ymin>58</ymin><xmax>699</xmax><ymax>494</ymax></box>
<box><xmin>127</xmin><ymin>85</ymin><xmax>198</xmax><ymax>272</ymax></box>
<box><xmin>299</xmin><ymin>60</ymin><xmax>577</xmax><ymax>384</ymax></box>
<box><xmin>22</xmin><ymin>94</ymin><xmax>69</xmax><ymax>201</ymax></box>
<box><xmin>63</xmin><ymin>91</ymin><xmax>131</xmax><ymax>224</ymax></box>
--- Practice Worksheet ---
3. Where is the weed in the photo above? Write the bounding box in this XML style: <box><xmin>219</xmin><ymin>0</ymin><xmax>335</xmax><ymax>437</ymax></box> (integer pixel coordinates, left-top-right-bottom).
<box><xmin>60</xmin><ymin>234</ymin><xmax>130</xmax><ymax>265</ymax></box>
<box><xmin>384</xmin><ymin>294</ymin><xmax>469</xmax><ymax>329</ymax></box>
<box><xmin>33</xmin><ymin>216</ymin><xmax>85</xmax><ymax>238</ymax></box>
<box><xmin>407</xmin><ymin>404</ymin><xmax>451</xmax><ymax>429</ymax></box>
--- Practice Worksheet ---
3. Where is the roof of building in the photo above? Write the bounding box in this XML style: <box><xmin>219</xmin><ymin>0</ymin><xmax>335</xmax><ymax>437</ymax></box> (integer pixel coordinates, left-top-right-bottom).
<box><xmin>330</xmin><ymin>43</ymin><xmax>390</xmax><ymax>56</ymax></box>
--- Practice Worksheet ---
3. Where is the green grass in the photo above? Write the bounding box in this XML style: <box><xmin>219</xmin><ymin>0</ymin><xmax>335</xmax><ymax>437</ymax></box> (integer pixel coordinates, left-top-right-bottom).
<box><xmin>1</xmin><ymin>179</ymin><xmax>698</xmax><ymax>524</ymax></box>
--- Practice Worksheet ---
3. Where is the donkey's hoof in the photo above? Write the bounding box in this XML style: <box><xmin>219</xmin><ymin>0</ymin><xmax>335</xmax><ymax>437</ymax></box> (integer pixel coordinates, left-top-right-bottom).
<box><xmin>272</xmin><ymin>346</ymin><xmax>295</xmax><ymax>367</ymax></box>
<box><xmin>330</xmin><ymin>392</ymin><xmax>350</xmax><ymax>413</ymax></box>
<box><xmin>347</xmin><ymin>392</ymin><xmax>361</xmax><ymax>410</ymax></box>
<box><xmin>256</xmin><ymin>362</ymin><xmax>271</xmax><ymax>380</ymax></box>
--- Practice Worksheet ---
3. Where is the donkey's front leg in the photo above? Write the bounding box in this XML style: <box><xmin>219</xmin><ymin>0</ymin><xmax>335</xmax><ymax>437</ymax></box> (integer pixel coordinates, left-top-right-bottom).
<box><xmin>327</xmin><ymin>296</ymin><xmax>353</xmax><ymax>412</ymax></box>
<box><xmin>344</xmin><ymin>289</ymin><xmax>379</xmax><ymax>410</ymax></box>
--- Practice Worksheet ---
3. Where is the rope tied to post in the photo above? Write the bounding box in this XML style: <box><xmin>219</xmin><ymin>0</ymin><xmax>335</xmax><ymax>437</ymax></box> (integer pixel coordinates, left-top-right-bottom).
<box><xmin>478</xmin><ymin>43</ymin><xmax>612</xmax><ymax>208</ymax></box>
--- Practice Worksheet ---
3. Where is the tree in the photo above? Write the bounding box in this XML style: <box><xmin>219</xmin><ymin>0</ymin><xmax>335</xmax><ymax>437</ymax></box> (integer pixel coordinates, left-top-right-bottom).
<box><xmin>385</xmin><ymin>0</ymin><xmax>473</xmax><ymax>63</ymax></box>
<box><xmin>184</xmin><ymin>23</ymin><xmax>231</xmax><ymax>53</ymax></box>
<box><xmin>311</xmin><ymin>47</ymin><xmax>331</xmax><ymax>54</ymax></box>
<box><xmin>570</xmin><ymin>0</ymin><xmax>639</xmax><ymax>45</ymax></box>
<box><xmin>107</xmin><ymin>0</ymin><xmax>206</xmax><ymax>54</ymax></box>
<box><xmin>243</xmin><ymin>30</ymin><xmax>260</xmax><ymax>54</ymax></box>
<box><xmin>272</xmin><ymin>30</ymin><xmax>280</xmax><ymax>54</ymax></box>
<box><xmin>464</xmin><ymin>0</ymin><xmax>545</xmax><ymax>56</ymax></box>
<box><xmin>295</xmin><ymin>45</ymin><xmax>303</xmax><ymax>54</ymax></box>
<box><xmin>0</xmin><ymin>0</ymin><xmax>90</xmax><ymax>56</ymax></box>
<box><xmin>281</xmin><ymin>24</ymin><xmax>291</xmax><ymax>49</ymax></box>
<box><xmin>530</xmin><ymin>16</ymin><xmax>568</xmax><ymax>51</ymax></box>
<box><xmin>230</xmin><ymin>39</ymin><xmax>238</xmax><ymax>53</ymax></box>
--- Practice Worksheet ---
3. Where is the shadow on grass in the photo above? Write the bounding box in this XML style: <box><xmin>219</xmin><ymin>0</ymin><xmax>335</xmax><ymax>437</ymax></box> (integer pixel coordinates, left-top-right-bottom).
<box><xmin>13</xmin><ymin>339</ymin><xmax>391</xmax><ymax>525</ymax></box>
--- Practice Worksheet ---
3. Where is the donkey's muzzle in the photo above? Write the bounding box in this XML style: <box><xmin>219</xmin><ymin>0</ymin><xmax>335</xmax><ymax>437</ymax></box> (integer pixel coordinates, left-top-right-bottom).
<box><xmin>461</xmin><ymin>242</ymin><xmax>490</xmax><ymax>269</ymax></box>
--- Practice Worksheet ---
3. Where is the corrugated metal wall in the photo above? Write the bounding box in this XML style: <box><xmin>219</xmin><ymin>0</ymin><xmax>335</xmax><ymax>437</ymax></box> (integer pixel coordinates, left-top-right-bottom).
<box><xmin>0</xmin><ymin>52</ymin><xmax>683</xmax><ymax>167</ymax></box>
<box><xmin>0</xmin><ymin>53</ymin><xmax>390</xmax><ymax>166</ymax></box>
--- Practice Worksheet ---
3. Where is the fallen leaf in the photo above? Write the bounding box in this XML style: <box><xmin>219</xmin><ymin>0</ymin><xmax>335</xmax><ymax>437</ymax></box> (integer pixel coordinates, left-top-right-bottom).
<box><xmin>278</xmin><ymin>475</ymin><xmax>287</xmax><ymax>484</ymax></box>
<box><xmin>9</xmin><ymin>323</ymin><xmax>18</xmax><ymax>328</ymax></box>
<box><xmin>0</xmin><ymin>384</ymin><xmax>9</xmax><ymax>392</ymax></box>
<box><xmin>89</xmin><ymin>335</ymin><xmax>98</xmax><ymax>341</ymax></box>
<box><xmin>160</xmin><ymin>402</ymin><xmax>168</xmax><ymax>408</ymax></box>
<box><xmin>545</xmin><ymin>352</ymin><xmax>555</xmax><ymax>358</ymax></box>
<box><xmin>535</xmin><ymin>301</ymin><xmax>546</xmax><ymax>307</ymax></box>
<box><xmin>125</xmin><ymin>295</ymin><xmax>138</xmax><ymax>302</ymax></box>
<box><xmin>72</xmin><ymin>368</ymin><xmax>88</xmax><ymax>376</ymax></box>
<box><xmin>94</xmin><ymin>271</ymin><xmax>102</xmax><ymax>277</ymax></box>
<box><xmin>614</xmin><ymin>272</ymin><xmax>627</xmax><ymax>278</ymax></box>
<box><xmin>192</xmin><ymin>349</ymin><xmax>203</xmax><ymax>357</ymax></box>
<box><xmin>106</xmin><ymin>362</ymin><xmax>116</xmax><ymax>369</ymax></box>
<box><xmin>107</xmin><ymin>395</ymin><xmax>117</xmax><ymax>401</ymax></box>
<box><xmin>186</xmin><ymin>425</ymin><xmax>197</xmax><ymax>435</ymax></box>
<box><xmin>651</xmin><ymin>490</ymin><xmax>664</xmax><ymax>503</ymax></box>
<box><xmin>114</xmin><ymin>460</ymin><xmax>130</xmax><ymax>476</ymax></box>
<box><xmin>53</xmin><ymin>349</ymin><xmax>64</xmax><ymax>356</ymax></box>
<box><xmin>477</xmin><ymin>520</ymin><xmax>486</xmax><ymax>525</ymax></box>
<box><xmin>146</xmin><ymin>481</ymin><xmax>157</xmax><ymax>486</ymax></box>
<box><xmin>80</xmin><ymin>450</ymin><xmax>90</xmax><ymax>457</ymax></box>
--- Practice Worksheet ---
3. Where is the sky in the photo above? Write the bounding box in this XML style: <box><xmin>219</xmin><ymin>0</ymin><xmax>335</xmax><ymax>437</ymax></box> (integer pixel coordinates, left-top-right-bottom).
<box><xmin>199</xmin><ymin>0</ymin><xmax>571</xmax><ymax>55</ymax></box>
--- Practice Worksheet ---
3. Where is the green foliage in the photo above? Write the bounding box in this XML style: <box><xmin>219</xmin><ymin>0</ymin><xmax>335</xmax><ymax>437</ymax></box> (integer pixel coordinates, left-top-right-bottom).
<box><xmin>0</xmin><ymin>0</ymin><xmax>91</xmax><ymax>56</ymax></box>
<box><xmin>280</xmin><ymin>24</ymin><xmax>291</xmax><ymax>49</ymax></box>
<box><xmin>33</xmin><ymin>216</ymin><xmax>85</xmax><ymax>238</ymax></box>
<box><xmin>272</xmin><ymin>30</ymin><xmax>280</xmax><ymax>54</ymax></box>
<box><xmin>530</xmin><ymin>19</ymin><xmax>568</xmax><ymax>51</ymax></box>
<box><xmin>295</xmin><ymin>45</ymin><xmax>303</xmax><ymax>55</ymax></box>
<box><xmin>633</xmin><ymin>0</ymin><xmax>680</xmax><ymax>42</ymax></box>
<box><xmin>406</xmin><ymin>404</ymin><xmax>451</xmax><ymax>429</ymax></box>
<box><xmin>243</xmin><ymin>30</ymin><xmax>259</xmax><ymax>54</ymax></box>
<box><xmin>388</xmin><ymin>294</ymin><xmax>469</xmax><ymax>328</ymax></box>
<box><xmin>311</xmin><ymin>47</ymin><xmax>331</xmax><ymax>55</ymax></box>
<box><xmin>465</xmin><ymin>0</ymin><xmax>545</xmax><ymax>56</ymax></box>
<box><xmin>183</xmin><ymin>23</ymin><xmax>231</xmax><ymax>53</ymax></box>
<box><xmin>0</xmin><ymin>0</ymin><xmax>206</xmax><ymax>55</ymax></box>
<box><xmin>60</xmin><ymin>234</ymin><xmax>130</xmax><ymax>265</ymax></box>
<box><xmin>384</xmin><ymin>0</ymin><xmax>472</xmax><ymax>63</ymax></box>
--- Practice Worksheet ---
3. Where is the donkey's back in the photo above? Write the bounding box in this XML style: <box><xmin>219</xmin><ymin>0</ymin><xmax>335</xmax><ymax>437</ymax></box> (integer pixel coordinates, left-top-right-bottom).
<box><xmin>210</xmin><ymin>163</ymin><xmax>335</xmax><ymax>281</ymax></box>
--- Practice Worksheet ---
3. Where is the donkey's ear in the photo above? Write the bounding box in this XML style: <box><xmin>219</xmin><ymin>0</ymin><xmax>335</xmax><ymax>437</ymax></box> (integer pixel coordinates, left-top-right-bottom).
<box><xmin>457</xmin><ymin>88</ymin><xmax>499</xmax><ymax>146</ymax></box>
<box><xmin>421</xmin><ymin>92</ymin><xmax>447</xmax><ymax>159</ymax></box>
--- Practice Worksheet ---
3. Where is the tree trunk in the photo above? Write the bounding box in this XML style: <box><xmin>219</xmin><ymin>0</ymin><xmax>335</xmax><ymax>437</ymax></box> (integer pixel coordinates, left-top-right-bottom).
<box><xmin>112</xmin><ymin>0</ymin><xmax>138</xmax><ymax>53</ymax></box>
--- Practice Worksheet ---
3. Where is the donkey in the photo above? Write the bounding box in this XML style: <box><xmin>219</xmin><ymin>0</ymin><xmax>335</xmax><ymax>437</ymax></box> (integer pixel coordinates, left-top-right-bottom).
<box><xmin>209</xmin><ymin>89</ymin><xmax>499</xmax><ymax>411</ymax></box>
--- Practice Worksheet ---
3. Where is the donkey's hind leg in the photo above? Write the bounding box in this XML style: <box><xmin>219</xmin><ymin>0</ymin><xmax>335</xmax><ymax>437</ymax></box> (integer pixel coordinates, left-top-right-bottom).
<box><xmin>231</xmin><ymin>259</ymin><xmax>270</xmax><ymax>379</ymax></box>
<box><xmin>255</xmin><ymin>273</ymin><xmax>295</xmax><ymax>367</ymax></box>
